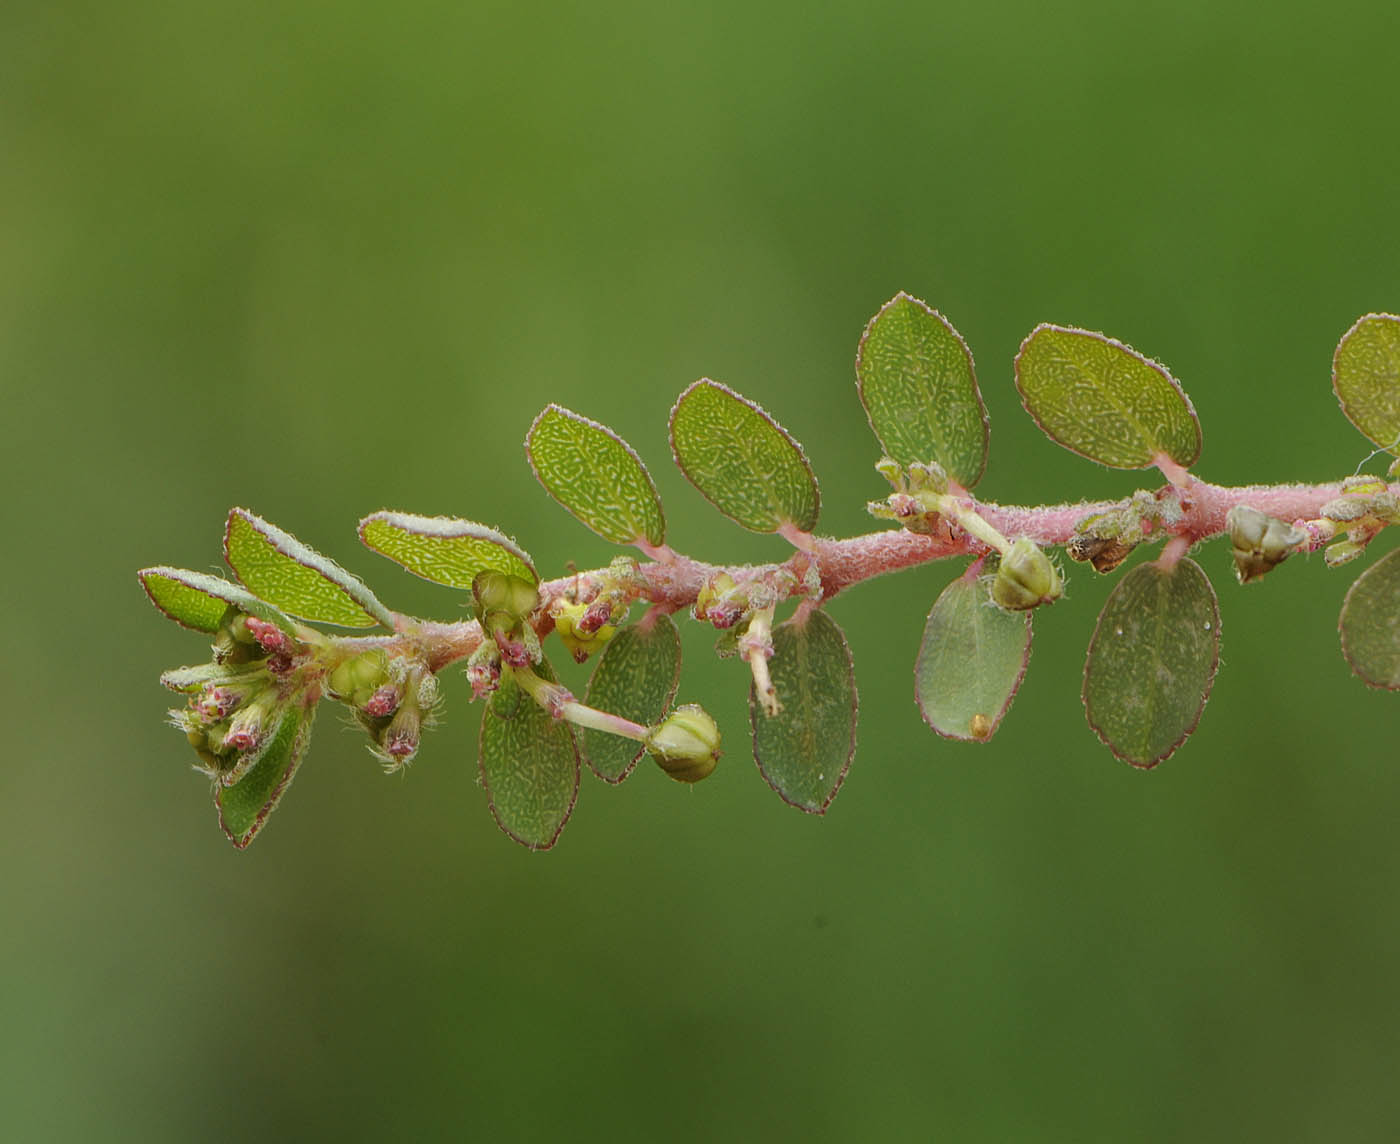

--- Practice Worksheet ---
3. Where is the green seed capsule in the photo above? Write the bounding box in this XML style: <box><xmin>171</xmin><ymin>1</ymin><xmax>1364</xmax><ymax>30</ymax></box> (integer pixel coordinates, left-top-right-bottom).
<box><xmin>991</xmin><ymin>538</ymin><xmax>1063</xmax><ymax>611</ymax></box>
<box><xmin>472</xmin><ymin>571</ymin><xmax>539</xmax><ymax>624</ymax></box>
<box><xmin>646</xmin><ymin>704</ymin><xmax>721</xmax><ymax>783</ymax></box>
<box><xmin>1227</xmin><ymin>506</ymin><xmax>1306</xmax><ymax>584</ymax></box>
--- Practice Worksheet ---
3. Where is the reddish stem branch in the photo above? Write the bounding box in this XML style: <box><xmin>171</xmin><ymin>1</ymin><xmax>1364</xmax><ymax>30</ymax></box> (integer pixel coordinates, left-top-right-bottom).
<box><xmin>345</xmin><ymin>477</ymin><xmax>1372</xmax><ymax>673</ymax></box>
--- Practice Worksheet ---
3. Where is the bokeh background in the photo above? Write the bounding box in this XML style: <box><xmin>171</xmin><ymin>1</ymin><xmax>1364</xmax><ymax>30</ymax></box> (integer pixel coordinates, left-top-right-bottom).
<box><xmin>5</xmin><ymin>1</ymin><xmax>1400</xmax><ymax>1139</ymax></box>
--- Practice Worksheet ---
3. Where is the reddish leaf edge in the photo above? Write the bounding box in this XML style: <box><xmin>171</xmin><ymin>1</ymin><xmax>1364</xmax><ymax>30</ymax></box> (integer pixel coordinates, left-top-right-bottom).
<box><xmin>1338</xmin><ymin>548</ymin><xmax>1400</xmax><ymax>690</ymax></box>
<box><xmin>223</xmin><ymin>507</ymin><xmax>394</xmax><ymax>629</ymax></box>
<box><xmin>914</xmin><ymin>588</ymin><xmax>1033</xmax><ymax>743</ymax></box>
<box><xmin>748</xmin><ymin>607</ymin><xmax>858</xmax><ymax>816</ymax></box>
<box><xmin>582</xmin><ymin>618</ymin><xmax>683</xmax><ymax>785</ymax></box>
<box><xmin>356</xmin><ymin>510</ymin><xmax>538</xmax><ymax>587</ymax></box>
<box><xmin>668</xmin><ymin>378</ymin><xmax>822</xmax><ymax>535</ymax></box>
<box><xmin>1013</xmin><ymin>323</ymin><xmax>1203</xmax><ymax>471</ymax></box>
<box><xmin>477</xmin><ymin>714</ymin><xmax>581</xmax><ymax>852</ymax></box>
<box><xmin>855</xmin><ymin>290</ymin><xmax>990</xmax><ymax>491</ymax></box>
<box><xmin>1331</xmin><ymin>312</ymin><xmax>1400</xmax><ymax>454</ymax></box>
<box><xmin>216</xmin><ymin>707</ymin><xmax>316</xmax><ymax>849</ymax></box>
<box><xmin>524</xmin><ymin>403</ymin><xmax>668</xmax><ymax>548</ymax></box>
<box><xmin>1080</xmin><ymin>556</ymin><xmax>1221</xmax><ymax>770</ymax></box>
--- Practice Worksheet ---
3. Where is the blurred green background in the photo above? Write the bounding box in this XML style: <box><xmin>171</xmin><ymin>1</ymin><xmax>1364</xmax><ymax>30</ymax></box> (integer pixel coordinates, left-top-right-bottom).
<box><xmin>5</xmin><ymin>1</ymin><xmax>1400</xmax><ymax>1139</ymax></box>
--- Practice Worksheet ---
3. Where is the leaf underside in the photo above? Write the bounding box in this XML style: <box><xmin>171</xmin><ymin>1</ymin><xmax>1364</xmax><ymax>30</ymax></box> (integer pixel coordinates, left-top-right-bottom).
<box><xmin>915</xmin><ymin>571</ymin><xmax>1032</xmax><ymax>741</ymax></box>
<box><xmin>478</xmin><ymin>662</ymin><xmax>580</xmax><ymax>850</ymax></box>
<box><xmin>1015</xmin><ymin>325</ymin><xmax>1202</xmax><ymax>469</ymax></box>
<box><xmin>1082</xmin><ymin>556</ymin><xmax>1220</xmax><ymax>768</ymax></box>
<box><xmin>581</xmin><ymin>615</ymin><xmax>682</xmax><ymax>783</ymax></box>
<box><xmin>359</xmin><ymin>511</ymin><xmax>537</xmax><ymax>590</ymax></box>
<box><xmin>855</xmin><ymin>292</ymin><xmax>989</xmax><ymax>488</ymax></box>
<box><xmin>526</xmin><ymin>405</ymin><xmax>666</xmax><ymax>546</ymax></box>
<box><xmin>1339</xmin><ymin>548</ymin><xmax>1400</xmax><ymax>688</ymax></box>
<box><xmin>138</xmin><ymin>566</ymin><xmax>297</xmax><ymax>636</ymax></box>
<box><xmin>669</xmin><ymin>379</ymin><xmax>820</xmax><ymax>534</ymax></box>
<box><xmin>216</xmin><ymin>705</ymin><xmax>315</xmax><ymax>848</ymax></box>
<box><xmin>1333</xmin><ymin>313</ymin><xmax>1400</xmax><ymax>454</ymax></box>
<box><xmin>224</xmin><ymin>508</ymin><xmax>392</xmax><ymax>629</ymax></box>
<box><xmin>750</xmin><ymin>608</ymin><xmax>857</xmax><ymax>813</ymax></box>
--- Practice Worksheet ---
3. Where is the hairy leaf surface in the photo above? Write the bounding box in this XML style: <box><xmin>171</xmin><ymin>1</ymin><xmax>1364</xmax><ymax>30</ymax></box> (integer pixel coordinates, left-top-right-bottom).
<box><xmin>669</xmin><ymin>379</ymin><xmax>820</xmax><ymax>533</ymax></box>
<box><xmin>750</xmin><ymin>608</ymin><xmax>856</xmax><ymax>813</ymax></box>
<box><xmin>526</xmin><ymin>405</ymin><xmax>666</xmax><ymax>546</ymax></box>
<box><xmin>1083</xmin><ymin>556</ymin><xmax>1220</xmax><ymax>767</ymax></box>
<box><xmin>224</xmin><ymin>508</ymin><xmax>393</xmax><ymax>629</ymax></box>
<box><xmin>359</xmin><ymin>512</ymin><xmax>537</xmax><ymax>589</ymax></box>
<box><xmin>1339</xmin><ymin>548</ymin><xmax>1400</xmax><ymax>688</ymax></box>
<box><xmin>216</xmin><ymin>705</ymin><xmax>315</xmax><ymax>848</ymax></box>
<box><xmin>479</xmin><ymin>664</ymin><xmax>579</xmax><ymax>850</ymax></box>
<box><xmin>915</xmin><ymin>571</ymin><xmax>1031</xmax><ymax>741</ymax></box>
<box><xmin>1015</xmin><ymin>325</ymin><xmax>1201</xmax><ymax>469</ymax></box>
<box><xmin>1333</xmin><ymin>313</ymin><xmax>1400</xmax><ymax>454</ymax></box>
<box><xmin>856</xmin><ymin>292</ymin><xmax>988</xmax><ymax>488</ymax></box>
<box><xmin>138</xmin><ymin>566</ymin><xmax>298</xmax><ymax>636</ymax></box>
<box><xmin>582</xmin><ymin>614</ymin><xmax>682</xmax><ymax>783</ymax></box>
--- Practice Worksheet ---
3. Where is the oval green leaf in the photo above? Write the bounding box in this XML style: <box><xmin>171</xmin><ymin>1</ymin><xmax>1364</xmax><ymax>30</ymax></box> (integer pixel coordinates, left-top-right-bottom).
<box><xmin>526</xmin><ymin>405</ymin><xmax>666</xmax><ymax>547</ymax></box>
<box><xmin>581</xmin><ymin>613</ymin><xmax>682</xmax><ymax>783</ymax></box>
<box><xmin>855</xmin><ymin>292</ymin><xmax>989</xmax><ymax>488</ymax></box>
<box><xmin>1339</xmin><ymin>548</ymin><xmax>1400</xmax><ymax>688</ymax></box>
<box><xmin>1015</xmin><ymin>325</ymin><xmax>1202</xmax><ymax>469</ymax></box>
<box><xmin>478</xmin><ymin>662</ymin><xmax>579</xmax><ymax>850</ymax></box>
<box><xmin>138</xmin><ymin>566</ymin><xmax>298</xmax><ymax>636</ymax></box>
<box><xmin>750</xmin><ymin>608</ymin><xmax>856</xmax><ymax>814</ymax></box>
<box><xmin>216</xmin><ymin>705</ymin><xmax>315</xmax><ymax>848</ymax></box>
<box><xmin>915</xmin><ymin>570</ymin><xmax>1031</xmax><ymax>741</ymax></box>
<box><xmin>359</xmin><ymin>511</ymin><xmax>537</xmax><ymax>590</ymax></box>
<box><xmin>669</xmin><ymin>379</ymin><xmax>820</xmax><ymax>534</ymax></box>
<box><xmin>224</xmin><ymin>508</ymin><xmax>393</xmax><ymax>629</ymax></box>
<box><xmin>1083</xmin><ymin>556</ymin><xmax>1220</xmax><ymax>768</ymax></box>
<box><xmin>1333</xmin><ymin>313</ymin><xmax>1400</xmax><ymax>454</ymax></box>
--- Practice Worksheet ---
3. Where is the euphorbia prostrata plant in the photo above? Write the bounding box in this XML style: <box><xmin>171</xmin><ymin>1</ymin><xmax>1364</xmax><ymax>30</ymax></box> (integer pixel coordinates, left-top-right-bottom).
<box><xmin>139</xmin><ymin>295</ymin><xmax>1400</xmax><ymax>850</ymax></box>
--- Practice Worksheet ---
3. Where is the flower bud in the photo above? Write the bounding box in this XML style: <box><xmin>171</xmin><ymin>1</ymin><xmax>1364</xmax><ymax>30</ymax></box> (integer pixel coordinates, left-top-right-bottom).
<box><xmin>874</xmin><ymin>456</ymin><xmax>905</xmax><ymax>488</ymax></box>
<box><xmin>694</xmin><ymin>573</ymin><xmax>738</xmax><ymax>624</ymax></box>
<box><xmin>990</xmin><ymin>538</ymin><xmax>1063</xmax><ymax>611</ymax></box>
<box><xmin>1227</xmin><ymin>506</ymin><xmax>1306</xmax><ymax>584</ymax></box>
<box><xmin>906</xmin><ymin>460</ymin><xmax>949</xmax><ymax>494</ymax></box>
<box><xmin>379</xmin><ymin>704</ymin><xmax>421</xmax><ymax>768</ymax></box>
<box><xmin>645</xmin><ymin>704</ymin><xmax>721</xmax><ymax>783</ymax></box>
<box><xmin>362</xmin><ymin>684</ymin><xmax>401</xmax><ymax>718</ymax></box>
<box><xmin>553</xmin><ymin>601</ymin><xmax>616</xmax><ymax>663</ymax></box>
<box><xmin>221</xmin><ymin>692</ymin><xmax>279</xmax><ymax>753</ymax></box>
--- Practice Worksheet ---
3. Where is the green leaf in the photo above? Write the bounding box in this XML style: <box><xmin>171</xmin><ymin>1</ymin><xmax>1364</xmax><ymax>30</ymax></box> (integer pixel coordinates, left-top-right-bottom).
<box><xmin>1082</xmin><ymin>556</ymin><xmax>1220</xmax><ymax>768</ymax></box>
<box><xmin>526</xmin><ymin>405</ymin><xmax>666</xmax><ymax>547</ymax></box>
<box><xmin>855</xmin><ymin>292</ymin><xmax>989</xmax><ymax>488</ymax></box>
<box><xmin>224</xmin><ymin>508</ymin><xmax>393</xmax><ymax>629</ymax></box>
<box><xmin>216</xmin><ymin>705</ymin><xmax>315</xmax><ymax>848</ymax></box>
<box><xmin>914</xmin><ymin>570</ymin><xmax>1031</xmax><ymax>741</ymax></box>
<box><xmin>359</xmin><ymin>512</ymin><xmax>537</xmax><ymax>590</ymax></box>
<box><xmin>581</xmin><ymin>614</ymin><xmax>682</xmax><ymax>782</ymax></box>
<box><xmin>1015</xmin><ymin>325</ymin><xmax>1202</xmax><ymax>469</ymax></box>
<box><xmin>138</xmin><ymin>566</ymin><xmax>298</xmax><ymax>636</ymax></box>
<box><xmin>750</xmin><ymin>608</ymin><xmax>856</xmax><ymax>813</ymax></box>
<box><xmin>1333</xmin><ymin>313</ymin><xmax>1400</xmax><ymax>454</ymax></box>
<box><xmin>478</xmin><ymin>662</ymin><xmax>579</xmax><ymax>850</ymax></box>
<box><xmin>1339</xmin><ymin>548</ymin><xmax>1400</xmax><ymax>688</ymax></box>
<box><xmin>669</xmin><ymin>379</ymin><xmax>820</xmax><ymax>534</ymax></box>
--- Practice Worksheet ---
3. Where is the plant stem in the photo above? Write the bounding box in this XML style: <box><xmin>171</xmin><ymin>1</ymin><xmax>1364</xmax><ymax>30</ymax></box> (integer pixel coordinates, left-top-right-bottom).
<box><xmin>347</xmin><ymin>476</ymin><xmax>1385</xmax><ymax>673</ymax></box>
